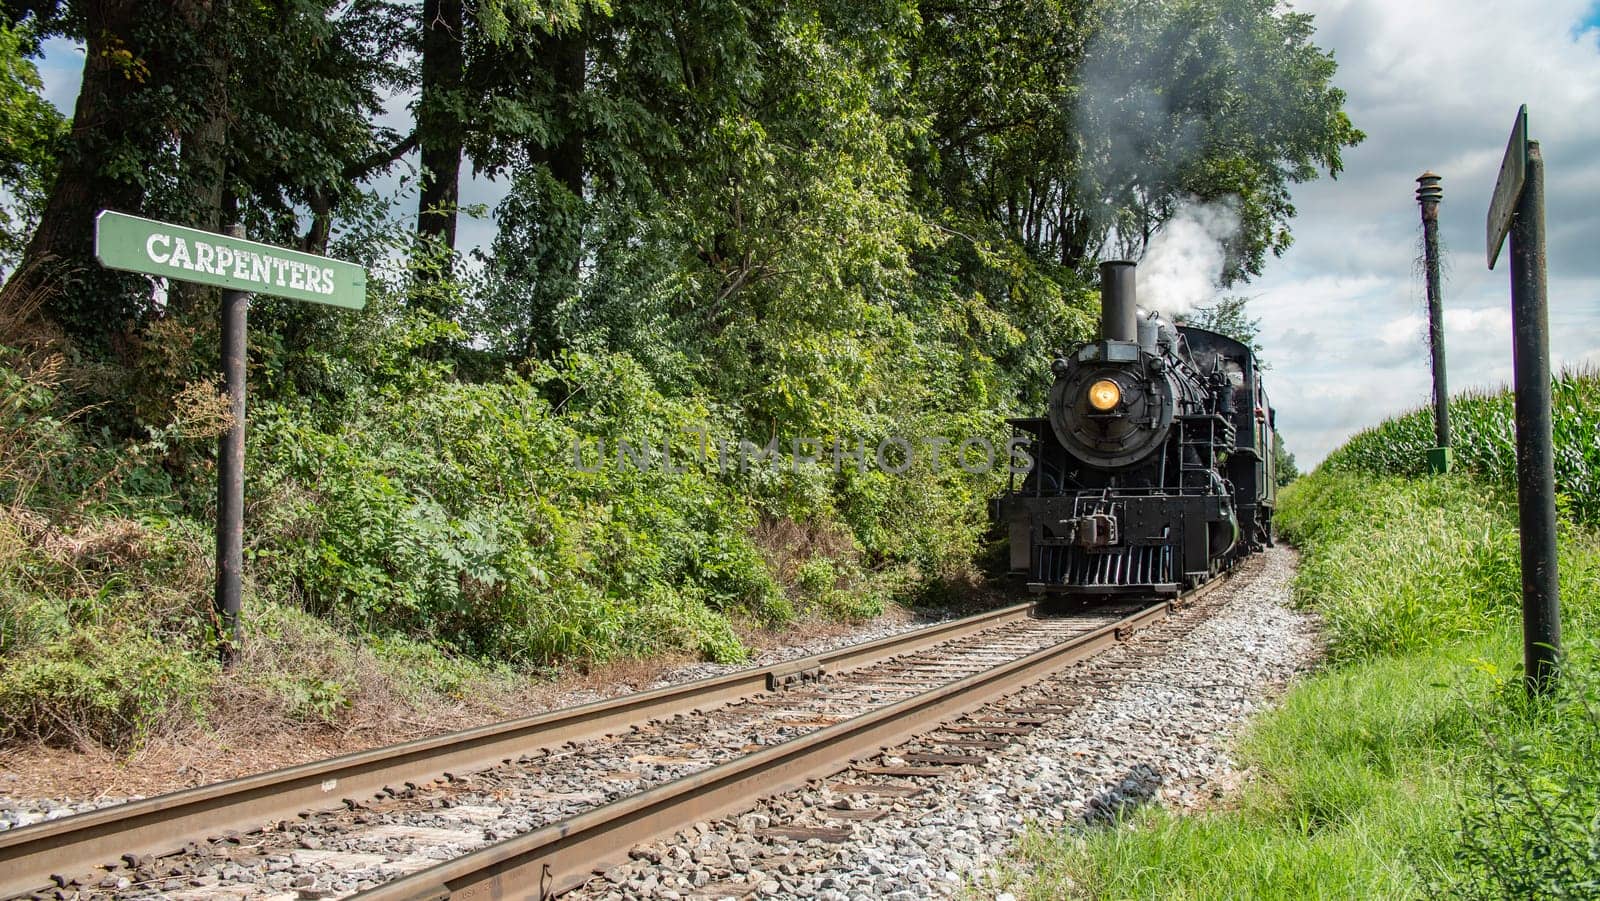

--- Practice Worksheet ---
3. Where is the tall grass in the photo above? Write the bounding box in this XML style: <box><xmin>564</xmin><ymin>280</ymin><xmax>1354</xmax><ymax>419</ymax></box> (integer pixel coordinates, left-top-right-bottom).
<box><xmin>1276</xmin><ymin>472</ymin><xmax>1600</xmax><ymax>663</ymax></box>
<box><xmin>1002</xmin><ymin>458</ymin><xmax>1600</xmax><ymax>897</ymax></box>
<box><xmin>1324</xmin><ymin>367</ymin><xmax>1600</xmax><ymax>524</ymax></box>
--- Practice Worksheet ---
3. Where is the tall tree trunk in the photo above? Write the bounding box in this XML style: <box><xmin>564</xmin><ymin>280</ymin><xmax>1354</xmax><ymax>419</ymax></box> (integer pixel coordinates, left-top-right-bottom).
<box><xmin>548</xmin><ymin>27</ymin><xmax>585</xmax><ymax>287</ymax></box>
<box><xmin>417</xmin><ymin>0</ymin><xmax>464</xmax><ymax>261</ymax></box>
<box><xmin>303</xmin><ymin>191</ymin><xmax>333</xmax><ymax>254</ymax></box>
<box><xmin>515</xmin><ymin>25</ymin><xmax>585</xmax><ymax>360</ymax></box>
<box><xmin>548</xmin><ymin>29</ymin><xmax>585</xmax><ymax>204</ymax></box>
<box><xmin>169</xmin><ymin>0</ymin><xmax>232</xmax><ymax>318</ymax></box>
<box><xmin>0</xmin><ymin>0</ymin><xmax>148</xmax><ymax>344</ymax></box>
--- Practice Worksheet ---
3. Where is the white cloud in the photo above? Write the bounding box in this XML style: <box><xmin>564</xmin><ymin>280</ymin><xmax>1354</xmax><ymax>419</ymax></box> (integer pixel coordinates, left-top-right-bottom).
<box><xmin>1251</xmin><ymin>0</ymin><xmax>1600</xmax><ymax>466</ymax></box>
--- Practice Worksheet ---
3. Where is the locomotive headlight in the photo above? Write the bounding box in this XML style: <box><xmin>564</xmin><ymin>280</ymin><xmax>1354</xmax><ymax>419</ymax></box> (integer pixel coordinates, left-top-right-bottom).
<box><xmin>1087</xmin><ymin>378</ymin><xmax>1122</xmax><ymax>411</ymax></box>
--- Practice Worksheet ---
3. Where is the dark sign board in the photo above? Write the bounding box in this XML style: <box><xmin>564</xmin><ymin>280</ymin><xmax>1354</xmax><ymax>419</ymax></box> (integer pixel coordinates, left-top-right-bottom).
<box><xmin>1486</xmin><ymin>105</ymin><xmax>1527</xmax><ymax>269</ymax></box>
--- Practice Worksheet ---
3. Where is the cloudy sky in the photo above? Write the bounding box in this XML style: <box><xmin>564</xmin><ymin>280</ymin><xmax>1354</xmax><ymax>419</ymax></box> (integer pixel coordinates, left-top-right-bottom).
<box><xmin>31</xmin><ymin>0</ymin><xmax>1600</xmax><ymax>465</ymax></box>
<box><xmin>1243</xmin><ymin>0</ymin><xmax>1600</xmax><ymax>464</ymax></box>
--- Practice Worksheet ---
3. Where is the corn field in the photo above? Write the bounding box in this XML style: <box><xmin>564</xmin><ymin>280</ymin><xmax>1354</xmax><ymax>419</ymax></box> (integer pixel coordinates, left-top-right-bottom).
<box><xmin>1322</xmin><ymin>368</ymin><xmax>1600</xmax><ymax>525</ymax></box>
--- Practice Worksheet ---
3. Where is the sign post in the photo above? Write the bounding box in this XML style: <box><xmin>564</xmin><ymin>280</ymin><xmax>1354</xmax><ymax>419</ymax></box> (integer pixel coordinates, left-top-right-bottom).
<box><xmin>95</xmin><ymin>211</ymin><xmax>366</xmax><ymax>666</ymax></box>
<box><xmin>1486</xmin><ymin>105</ymin><xmax>1561</xmax><ymax>696</ymax></box>
<box><xmin>217</xmin><ymin>226</ymin><xmax>248</xmax><ymax>665</ymax></box>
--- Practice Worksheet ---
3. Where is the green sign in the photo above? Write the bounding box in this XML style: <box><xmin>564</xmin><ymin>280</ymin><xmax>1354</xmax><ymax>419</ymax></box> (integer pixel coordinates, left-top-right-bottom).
<box><xmin>94</xmin><ymin>210</ymin><xmax>367</xmax><ymax>309</ymax></box>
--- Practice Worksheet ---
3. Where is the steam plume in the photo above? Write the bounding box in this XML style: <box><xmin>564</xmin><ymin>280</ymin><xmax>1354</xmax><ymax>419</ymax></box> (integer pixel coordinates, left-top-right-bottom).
<box><xmin>1135</xmin><ymin>199</ymin><xmax>1240</xmax><ymax>317</ymax></box>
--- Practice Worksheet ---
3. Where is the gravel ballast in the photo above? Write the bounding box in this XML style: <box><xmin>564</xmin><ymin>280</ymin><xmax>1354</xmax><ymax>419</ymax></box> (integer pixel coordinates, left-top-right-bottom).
<box><xmin>567</xmin><ymin>545</ymin><xmax>1316</xmax><ymax>900</ymax></box>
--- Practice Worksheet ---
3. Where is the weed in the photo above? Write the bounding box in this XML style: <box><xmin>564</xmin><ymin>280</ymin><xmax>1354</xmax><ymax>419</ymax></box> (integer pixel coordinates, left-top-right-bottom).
<box><xmin>1441</xmin><ymin>645</ymin><xmax>1600</xmax><ymax>899</ymax></box>
<box><xmin>0</xmin><ymin>628</ymin><xmax>215</xmax><ymax>748</ymax></box>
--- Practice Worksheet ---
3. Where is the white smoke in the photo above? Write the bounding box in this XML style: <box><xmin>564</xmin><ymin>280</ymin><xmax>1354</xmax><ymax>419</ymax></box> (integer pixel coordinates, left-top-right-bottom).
<box><xmin>1134</xmin><ymin>198</ymin><xmax>1240</xmax><ymax>317</ymax></box>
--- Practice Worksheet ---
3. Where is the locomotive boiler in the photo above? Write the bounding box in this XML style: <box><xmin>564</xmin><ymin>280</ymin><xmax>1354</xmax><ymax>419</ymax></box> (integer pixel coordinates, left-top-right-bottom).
<box><xmin>994</xmin><ymin>261</ymin><xmax>1277</xmax><ymax>595</ymax></box>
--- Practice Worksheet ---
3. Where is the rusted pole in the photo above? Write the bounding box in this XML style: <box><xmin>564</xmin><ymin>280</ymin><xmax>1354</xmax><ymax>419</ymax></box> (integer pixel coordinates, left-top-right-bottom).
<box><xmin>1416</xmin><ymin>173</ymin><xmax>1451</xmax><ymax>472</ymax></box>
<box><xmin>216</xmin><ymin>224</ymin><xmax>248</xmax><ymax>668</ymax></box>
<box><xmin>1509</xmin><ymin>142</ymin><xmax>1560</xmax><ymax>695</ymax></box>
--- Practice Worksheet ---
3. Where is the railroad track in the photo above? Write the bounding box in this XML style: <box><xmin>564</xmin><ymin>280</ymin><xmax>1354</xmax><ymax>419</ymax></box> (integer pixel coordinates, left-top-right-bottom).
<box><xmin>1</xmin><ymin>579</ymin><xmax>1227</xmax><ymax>901</ymax></box>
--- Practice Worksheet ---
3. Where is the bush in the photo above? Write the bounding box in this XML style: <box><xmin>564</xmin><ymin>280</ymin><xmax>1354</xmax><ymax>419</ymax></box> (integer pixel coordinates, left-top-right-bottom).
<box><xmin>249</xmin><ymin>353</ymin><xmax>789</xmax><ymax>664</ymax></box>
<box><xmin>0</xmin><ymin>629</ymin><xmax>215</xmax><ymax>747</ymax></box>
<box><xmin>1444</xmin><ymin>646</ymin><xmax>1600</xmax><ymax>899</ymax></box>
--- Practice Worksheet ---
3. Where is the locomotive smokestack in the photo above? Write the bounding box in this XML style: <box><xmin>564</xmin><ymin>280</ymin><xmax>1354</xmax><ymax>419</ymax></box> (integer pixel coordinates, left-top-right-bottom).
<box><xmin>1098</xmin><ymin>260</ymin><xmax>1138</xmax><ymax>342</ymax></box>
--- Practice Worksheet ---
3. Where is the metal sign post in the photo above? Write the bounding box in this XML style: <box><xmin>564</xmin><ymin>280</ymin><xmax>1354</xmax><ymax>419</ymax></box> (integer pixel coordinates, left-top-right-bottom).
<box><xmin>216</xmin><ymin>226</ymin><xmax>249</xmax><ymax>666</ymax></box>
<box><xmin>95</xmin><ymin>211</ymin><xmax>366</xmax><ymax>666</ymax></box>
<box><xmin>1486</xmin><ymin>105</ymin><xmax>1561</xmax><ymax>695</ymax></box>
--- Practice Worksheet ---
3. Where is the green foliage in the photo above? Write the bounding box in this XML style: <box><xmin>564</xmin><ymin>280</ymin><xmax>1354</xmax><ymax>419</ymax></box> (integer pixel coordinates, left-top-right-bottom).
<box><xmin>1446</xmin><ymin>648</ymin><xmax>1600</xmax><ymax>899</ymax></box>
<box><xmin>1278</xmin><ymin>473</ymin><xmax>1516</xmax><ymax>661</ymax></box>
<box><xmin>1182</xmin><ymin>296</ymin><xmax>1263</xmax><ymax>355</ymax></box>
<box><xmin>1272</xmin><ymin>429</ymin><xmax>1299</xmax><ymax>487</ymax></box>
<box><xmin>912</xmin><ymin>0</ymin><xmax>1363</xmax><ymax>283</ymax></box>
<box><xmin>1278</xmin><ymin>469</ymin><xmax>1600</xmax><ymax>663</ymax></box>
<box><xmin>0</xmin><ymin>628</ymin><xmax>216</xmax><ymax>747</ymax></box>
<box><xmin>249</xmin><ymin>350</ymin><xmax>786</xmax><ymax>664</ymax></box>
<box><xmin>1073</xmin><ymin>0</ymin><xmax>1365</xmax><ymax>278</ymax></box>
<box><xmin>0</xmin><ymin>21</ymin><xmax>65</xmax><ymax>270</ymax></box>
<box><xmin>792</xmin><ymin>555</ymin><xmax>890</xmax><ymax>622</ymax></box>
<box><xmin>1323</xmin><ymin>368</ymin><xmax>1600</xmax><ymax>525</ymax></box>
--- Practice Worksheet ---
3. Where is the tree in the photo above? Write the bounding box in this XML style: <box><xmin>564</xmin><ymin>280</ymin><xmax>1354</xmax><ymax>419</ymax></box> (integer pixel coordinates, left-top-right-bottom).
<box><xmin>1181</xmin><ymin>295</ymin><xmax>1261</xmax><ymax>355</ymax></box>
<box><xmin>1272</xmin><ymin>428</ymin><xmax>1298</xmax><ymax>487</ymax></box>
<box><xmin>907</xmin><ymin>0</ymin><xmax>1363</xmax><ymax>280</ymax></box>
<box><xmin>414</xmin><ymin>0</ymin><xmax>592</xmax><ymax>279</ymax></box>
<box><xmin>416</xmin><ymin>0</ymin><xmax>464</xmax><ymax>253</ymax></box>
<box><xmin>0</xmin><ymin>20</ymin><xmax>66</xmax><ymax>276</ymax></box>
<box><xmin>462</xmin><ymin>4</ymin><xmax>594</xmax><ymax>336</ymax></box>
<box><xmin>0</xmin><ymin>0</ymin><xmax>417</xmax><ymax>351</ymax></box>
<box><xmin>1072</xmin><ymin>0</ymin><xmax>1365</xmax><ymax>281</ymax></box>
<box><xmin>0</xmin><ymin>0</ymin><xmax>170</xmax><ymax>346</ymax></box>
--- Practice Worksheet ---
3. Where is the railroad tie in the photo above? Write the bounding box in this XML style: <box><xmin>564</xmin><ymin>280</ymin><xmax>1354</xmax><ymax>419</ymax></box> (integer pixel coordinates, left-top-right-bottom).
<box><xmin>825</xmin><ymin>782</ymin><xmax>926</xmax><ymax>798</ymax></box>
<box><xmin>902</xmin><ymin>752</ymin><xmax>987</xmax><ymax>766</ymax></box>
<box><xmin>819</xmin><ymin>808</ymin><xmax>887</xmax><ymax>821</ymax></box>
<box><xmin>757</xmin><ymin>825</ymin><xmax>853</xmax><ymax>843</ymax></box>
<box><xmin>853</xmin><ymin>765</ymin><xmax>954</xmax><ymax>778</ymax></box>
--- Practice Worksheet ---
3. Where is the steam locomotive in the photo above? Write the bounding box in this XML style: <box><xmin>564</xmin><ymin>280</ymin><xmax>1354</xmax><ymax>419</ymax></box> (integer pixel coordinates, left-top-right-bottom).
<box><xmin>993</xmin><ymin>261</ymin><xmax>1277</xmax><ymax>595</ymax></box>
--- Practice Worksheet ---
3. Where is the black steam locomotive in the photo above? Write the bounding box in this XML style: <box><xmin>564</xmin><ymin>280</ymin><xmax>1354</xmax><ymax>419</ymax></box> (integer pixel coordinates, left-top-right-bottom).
<box><xmin>994</xmin><ymin>261</ymin><xmax>1277</xmax><ymax>595</ymax></box>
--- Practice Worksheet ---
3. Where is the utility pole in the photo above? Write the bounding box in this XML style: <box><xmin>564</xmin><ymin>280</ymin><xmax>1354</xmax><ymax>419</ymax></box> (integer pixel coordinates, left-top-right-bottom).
<box><xmin>1416</xmin><ymin>173</ymin><xmax>1450</xmax><ymax>473</ymax></box>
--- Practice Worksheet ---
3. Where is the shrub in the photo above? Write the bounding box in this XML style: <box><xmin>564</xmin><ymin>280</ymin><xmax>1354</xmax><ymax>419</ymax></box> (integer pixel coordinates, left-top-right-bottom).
<box><xmin>249</xmin><ymin>353</ymin><xmax>787</xmax><ymax>665</ymax></box>
<box><xmin>0</xmin><ymin>629</ymin><xmax>215</xmax><ymax>747</ymax></box>
<box><xmin>1443</xmin><ymin>647</ymin><xmax>1600</xmax><ymax>899</ymax></box>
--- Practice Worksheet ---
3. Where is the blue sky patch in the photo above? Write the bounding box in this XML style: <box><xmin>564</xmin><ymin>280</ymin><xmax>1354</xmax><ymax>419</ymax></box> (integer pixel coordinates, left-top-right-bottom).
<box><xmin>1580</xmin><ymin>3</ymin><xmax>1600</xmax><ymax>36</ymax></box>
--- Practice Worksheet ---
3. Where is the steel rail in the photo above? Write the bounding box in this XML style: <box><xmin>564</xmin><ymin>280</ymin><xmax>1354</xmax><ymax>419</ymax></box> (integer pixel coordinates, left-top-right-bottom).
<box><xmin>356</xmin><ymin>584</ymin><xmax>1217</xmax><ymax>901</ymax></box>
<box><xmin>0</xmin><ymin>601</ymin><xmax>1041</xmax><ymax>898</ymax></box>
